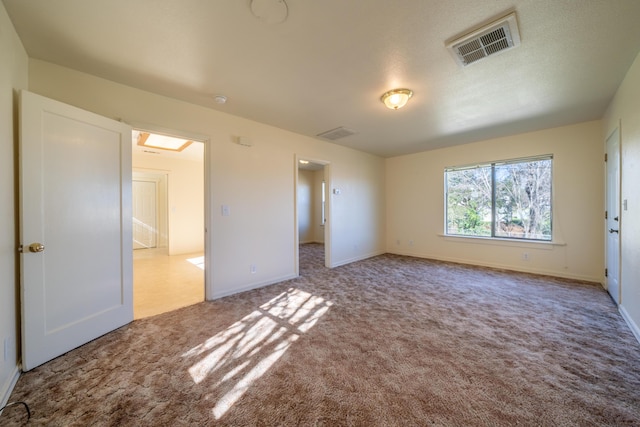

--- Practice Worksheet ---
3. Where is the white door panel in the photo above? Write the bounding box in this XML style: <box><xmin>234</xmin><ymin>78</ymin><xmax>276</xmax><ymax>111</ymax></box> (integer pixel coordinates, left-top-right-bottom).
<box><xmin>20</xmin><ymin>90</ymin><xmax>133</xmax><ymax>371</ymax></box>
<box><xmin>606</xmin><ymin>128</ymin><xmax>621</xmax><ymax>304</ymax></box>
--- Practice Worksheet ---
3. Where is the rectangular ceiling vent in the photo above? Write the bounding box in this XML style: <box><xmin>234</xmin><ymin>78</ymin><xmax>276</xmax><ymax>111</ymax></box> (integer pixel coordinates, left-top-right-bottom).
<box><xmin>446</xmin><ymin>12</ymin><xmax>521</xmax><ymax>67</ymax></box>
<box><xmin>317</xmin><ymin>126</ymin><xmax>357</xmax><ymax>141</ymax></box>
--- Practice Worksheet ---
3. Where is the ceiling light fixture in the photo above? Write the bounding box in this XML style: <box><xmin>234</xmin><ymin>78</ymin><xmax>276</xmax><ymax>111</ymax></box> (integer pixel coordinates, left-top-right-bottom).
<box><xmin>380</xmin><ymin>88</ymin><xmax>413</xmax><ymax>110</ymax></box>
<box><xmin>299</xmin><ymin>160</ymin><xmax>309</xmax><ymax>164</ymax></box>
<box><xmin>214</xmin><ymin>95</ymin><xmax>227</xmax><ymax>104</ymax></box>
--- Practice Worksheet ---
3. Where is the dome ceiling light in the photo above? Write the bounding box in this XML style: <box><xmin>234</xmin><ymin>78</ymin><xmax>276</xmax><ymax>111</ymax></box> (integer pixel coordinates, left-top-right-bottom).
<box><xmin>380</xmin><ymin>88</ymin><xmax>413</xmax><ymax>110</ymax></box>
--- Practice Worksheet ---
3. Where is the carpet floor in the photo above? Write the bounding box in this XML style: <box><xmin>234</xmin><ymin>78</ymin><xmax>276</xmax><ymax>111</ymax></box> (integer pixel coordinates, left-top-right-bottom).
<box><xmin>3</xmin><ymin>243</ymin><xmax>640</xmax><ymax>426</ymax></box>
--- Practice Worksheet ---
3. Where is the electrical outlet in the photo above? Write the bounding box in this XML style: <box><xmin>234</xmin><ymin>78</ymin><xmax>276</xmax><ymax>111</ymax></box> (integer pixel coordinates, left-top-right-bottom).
<box><xmin>409</xmin><ymin>240</ymin><xmax>414</xmax><ymax>246</ymax></box>
<box><xmin>522</xmin><ymin>253</ymin><xmax>529</xmax><ymax>261</ymax></box>
<box><xmin>250</xmin><ymin>264</ymin><xmax>257</xmax><ymax>274</ymax></box>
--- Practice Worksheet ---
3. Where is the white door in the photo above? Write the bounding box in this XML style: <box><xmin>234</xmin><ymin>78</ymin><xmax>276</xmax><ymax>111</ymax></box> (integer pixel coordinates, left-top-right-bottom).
<box><xmin>133</xmin><ymin>180</ymin><xmax>157</xmax><ymax>249</ymax></box>
<box><xmin>606</xmin><ymin>128</ymin><xmax>621</xmax><ymax>304</ymax></box>
<box><xmin>20</xmin><ymin>90</ymin><xmax>133</xmax><ymax>371</ymax></box>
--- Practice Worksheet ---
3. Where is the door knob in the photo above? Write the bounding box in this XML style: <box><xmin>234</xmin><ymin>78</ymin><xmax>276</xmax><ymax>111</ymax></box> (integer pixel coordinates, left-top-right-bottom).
<box><xmin>28</xmin><ymin>243</ymin><xmax>45</xmax><ymax>253</ymax></box>
<box><xmin>608</xmin><ymin>229</ymin><xmax>619</xmax><ymax>234</ymax></box>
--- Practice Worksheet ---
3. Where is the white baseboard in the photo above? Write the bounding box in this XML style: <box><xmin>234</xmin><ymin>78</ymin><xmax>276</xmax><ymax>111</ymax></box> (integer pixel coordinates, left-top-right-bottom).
<box><xmin>387</xmin><ymin>250</ymin><xmax>601</xmax><ymax>283</ymax></box>
<box><xmin>619</xmin><ymin>305</ymin><xmax>640</xmax><ymax>345</ymax></box>
<box><xmin>330</xmin><ymin>250</ymin><xmax>385</xmax><ymax>268</ymax></box>
<box><xmin>0</xmin><ymin>364</ymin><xmax>20</xmax><ymax>409</ymax></box>
<box><xmin>211</xmin><ymin>273</ymin><xmax>298</xmax><ymax>300</ymax></box>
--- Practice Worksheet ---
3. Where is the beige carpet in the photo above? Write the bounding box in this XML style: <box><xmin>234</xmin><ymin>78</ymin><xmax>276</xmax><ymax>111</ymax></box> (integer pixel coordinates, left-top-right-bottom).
<box><xmin>3</xmin><ymin>243</ymin><xmax>640</xmax><ymax>426</ymax></box>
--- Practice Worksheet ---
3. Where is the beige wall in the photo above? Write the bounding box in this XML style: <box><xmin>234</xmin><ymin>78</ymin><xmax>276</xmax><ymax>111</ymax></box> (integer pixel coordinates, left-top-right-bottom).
<box><xmin>28</xmin><ymin>59</ymin><xmax>386</xmax><ymax>298</ymax></box>
<box><xmin>0</xmin><ymin>2</ymin><xmax>28</xmax><ymax>405</ymax></box>
<box><xmin>386</xmin><ymin>120</ymin><xmax>604</xmax><ymax>282</ymax></box>
<box><xmin>603</xmin><ymin>52</ymin><xmax>640</xmax><ymax>340</ymax></box>
<box><xmin>133</xmin><ymin>150</ymin><xmax>204</xmax><ymax>255</ymax></box>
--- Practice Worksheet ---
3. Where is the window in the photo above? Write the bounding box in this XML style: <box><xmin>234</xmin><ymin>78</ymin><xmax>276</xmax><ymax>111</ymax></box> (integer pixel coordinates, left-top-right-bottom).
<box><xmin>445</xmin><ymin>155</ymin><xmax>552</xmax><ymax>241</ymax></box>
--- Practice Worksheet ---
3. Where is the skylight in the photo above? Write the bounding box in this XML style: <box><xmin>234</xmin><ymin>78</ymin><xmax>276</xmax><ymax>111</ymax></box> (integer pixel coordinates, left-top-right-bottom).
<box><xmin>137</xmin><ymin>132</ymin><xmax>193</xmax><ymax>152</ymax></box>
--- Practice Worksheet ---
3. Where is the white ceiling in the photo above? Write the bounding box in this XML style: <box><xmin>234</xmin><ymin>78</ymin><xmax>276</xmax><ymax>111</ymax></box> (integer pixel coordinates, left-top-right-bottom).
<box><xmin>4</xmin><ymin>0</ymin><xmax>640</xmax><ymax>158</ymax></box>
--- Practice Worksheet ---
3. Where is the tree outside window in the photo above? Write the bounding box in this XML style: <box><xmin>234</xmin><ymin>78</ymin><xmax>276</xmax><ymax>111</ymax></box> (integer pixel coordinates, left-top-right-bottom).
<box><xmin>445</xmin><ymin>156</ymin><xmax>552</xmax><ymax>241</ymax></box>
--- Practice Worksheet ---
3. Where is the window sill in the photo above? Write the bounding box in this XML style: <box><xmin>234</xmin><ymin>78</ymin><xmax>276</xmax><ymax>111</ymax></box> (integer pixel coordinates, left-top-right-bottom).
<box><xmin>438</xmin><ymin>234</ymin><xmax>566</xmax><ymax>250</ymax></box>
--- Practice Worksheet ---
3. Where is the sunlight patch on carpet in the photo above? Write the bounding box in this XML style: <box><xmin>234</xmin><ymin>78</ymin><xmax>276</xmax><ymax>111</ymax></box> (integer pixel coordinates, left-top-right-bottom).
<box><xmin>182</xmin><ymin>288</ymin><xmax>333</xmax><ymax>419</ymax></box>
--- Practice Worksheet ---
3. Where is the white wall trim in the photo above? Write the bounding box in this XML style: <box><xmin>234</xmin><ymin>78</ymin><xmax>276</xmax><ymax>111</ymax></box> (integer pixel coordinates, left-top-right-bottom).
<box><xmin>437</xmin><ymin>234</ymin><xmax>566</xmax><ymax>249</ymax></box>
<box><xmin>388</xmin><ymin>250</ymin><xmax>601</xmax><ymax>284</ymax></box>
<box><xmin>330</xmin><ymin>250</ymin><xmax>385</xmax><ymax>268</ymax></box>
<box><xmin>619</xmin><ymin>305</ymin><xmax>640</xmax><ymax>345</ymax></box>
<box><xmin>0</xmin><ymin>364</ymin><xmax>20</xmax><ymax>409</ymax></box>
<box><xmin>212</xmin><ymin>273</ymin><xmax>298</xmax><ymax>300</ymax></box>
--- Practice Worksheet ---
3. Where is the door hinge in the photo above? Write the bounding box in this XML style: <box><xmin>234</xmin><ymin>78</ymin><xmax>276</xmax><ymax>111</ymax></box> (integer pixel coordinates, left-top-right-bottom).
<box><xmin>605</xmin><ymin>153</ymin><xmax>608</xmax><ymax>162</ymax></box>
<box><xmin>605</xmin><ymin>210</ymin><xmax>608</xmax><ymax>220</ymax></box>
<box><xmin>605</xmin><ymin>268</ymin><xmax>608</xmax><ymax>277</ymax></box>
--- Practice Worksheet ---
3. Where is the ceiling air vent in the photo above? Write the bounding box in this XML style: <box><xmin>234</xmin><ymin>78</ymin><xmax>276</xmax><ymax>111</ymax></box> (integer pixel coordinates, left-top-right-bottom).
<box><xmin>317</xmin><ymin>126</ymin><xmax>357</xmax><ymax>141</ymax></box>
<box><xmin>446</xmin><ymin>12</ymin><xmax>521</xmax><ymax>67</ymax></box>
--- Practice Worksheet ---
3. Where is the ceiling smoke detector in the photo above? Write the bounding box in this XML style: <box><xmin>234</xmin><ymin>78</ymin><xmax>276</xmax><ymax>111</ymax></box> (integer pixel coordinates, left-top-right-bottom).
<box><xmin>213</xmin><ymin>95</ymin><xmax>227</xmax><ymax>104</ymax></box>
<box><xmin>446</xmin><ymin>12</ymin><xmax>521</xmax><ymax>67</ymax></box>
<box><xmin>250</xmin><ymin>0</ymin><xmax>288</xmax><ymax>24</ymax></box>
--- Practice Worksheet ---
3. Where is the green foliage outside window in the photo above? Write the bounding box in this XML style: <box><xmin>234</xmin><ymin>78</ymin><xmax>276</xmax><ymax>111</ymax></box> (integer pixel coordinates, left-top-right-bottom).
<box><xmin>445</xmin><ymin>156</ymin><xmax>552</xmax><ymax>241</ymax></box>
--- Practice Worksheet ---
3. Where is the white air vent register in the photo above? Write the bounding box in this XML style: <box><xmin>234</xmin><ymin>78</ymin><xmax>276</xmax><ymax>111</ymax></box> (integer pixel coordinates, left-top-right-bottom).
<box><xmin>317</xmin><ymin>126</ymin><xmax>357</xmax><ymax>141</ymax></box>
<box><xmin>447</xmin><ymin>12</ymin><xmax>521</xmax><ymax>67</ymax></box>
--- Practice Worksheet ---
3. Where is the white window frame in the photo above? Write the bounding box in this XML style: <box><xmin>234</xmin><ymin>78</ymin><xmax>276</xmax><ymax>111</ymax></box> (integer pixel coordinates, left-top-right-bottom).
<box><xmin>444</xmin><ymin>154</ymin><xmax>553</xmax><ymax>242</ymax></box>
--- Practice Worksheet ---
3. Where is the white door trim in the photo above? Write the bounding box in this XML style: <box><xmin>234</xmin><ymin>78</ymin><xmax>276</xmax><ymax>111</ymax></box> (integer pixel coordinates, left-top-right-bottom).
<box><xmin>127</xmin><ymin>123</ymin><xmax>212</xmax><ymax>301</ymax></box>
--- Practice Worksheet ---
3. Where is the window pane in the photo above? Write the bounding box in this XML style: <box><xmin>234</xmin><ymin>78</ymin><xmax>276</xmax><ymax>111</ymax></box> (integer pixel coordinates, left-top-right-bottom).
<box><xmin>494</xmin><ymin>159</ymin><xmax>552</xmax><ymax>240</ymax></box>
<box><xmin>446</xmin><ymin>167</ymin><xmax>492</xmax><ymax>237</ymax></box>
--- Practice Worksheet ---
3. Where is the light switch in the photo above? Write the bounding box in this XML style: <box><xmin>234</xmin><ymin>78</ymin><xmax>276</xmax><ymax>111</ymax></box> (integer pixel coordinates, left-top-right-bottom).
<box><xmin>221</xmin><ymin>205</ymin><xmax>230</xmax><ymax>216</ymax></box>
<box><xmin>333</xmin><ymin>188</ymin><xmax>341</xmax><ymax>195</ymax></box>
<box><xmin>623</xmin><ymin>199</ymin><xmax>628</xmax><ymax>211</ymax></box>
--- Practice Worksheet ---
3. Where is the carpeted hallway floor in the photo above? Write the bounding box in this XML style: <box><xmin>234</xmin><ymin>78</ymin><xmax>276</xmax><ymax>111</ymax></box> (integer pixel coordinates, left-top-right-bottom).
<box><xmin>3</xmin><ymin>243</ymin><xmax>640</xmax><ymax>425</ymax></box>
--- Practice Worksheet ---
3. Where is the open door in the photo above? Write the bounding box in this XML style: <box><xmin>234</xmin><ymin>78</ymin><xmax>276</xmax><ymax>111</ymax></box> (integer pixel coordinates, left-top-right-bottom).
<box><xmin>19</xmin><ymin>90</ymin><xmax>133</xmax><ymax>371</ymax></box>
<box><xmin>605</xmin><ymin>127</ymin><xmax>621</xmax><ymax>304</ymax></box>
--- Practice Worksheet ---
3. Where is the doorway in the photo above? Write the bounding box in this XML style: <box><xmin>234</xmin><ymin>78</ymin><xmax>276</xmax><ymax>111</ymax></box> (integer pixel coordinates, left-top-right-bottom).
<box><xmin>296</xmin><ymin>157</ymin><xmax>331</xmax><ymax>275</ymax></box>
<box><xmin>132</xmin><ymin>129</ymin><xmax>206</xmax><ymax>318</ymax></box>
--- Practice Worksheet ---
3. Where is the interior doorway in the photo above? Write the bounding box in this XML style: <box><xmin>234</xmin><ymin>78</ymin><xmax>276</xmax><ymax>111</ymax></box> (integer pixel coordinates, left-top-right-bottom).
<box><xmin>296</xmin><ymin>157</ymin><xmax>331</xmax><ymax>274</ymax></box>
<box><xmin>132</xmin><ymin>129</ymin><xmax>206</xmax><ymax>319</ymax></box>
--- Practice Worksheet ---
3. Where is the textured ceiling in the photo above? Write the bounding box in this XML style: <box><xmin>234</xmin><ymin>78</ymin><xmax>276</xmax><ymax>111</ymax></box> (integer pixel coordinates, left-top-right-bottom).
<box><xmin>4</xmin><ymin>0</ymin><xmax>640</xmax><ymax>157</ymax></box>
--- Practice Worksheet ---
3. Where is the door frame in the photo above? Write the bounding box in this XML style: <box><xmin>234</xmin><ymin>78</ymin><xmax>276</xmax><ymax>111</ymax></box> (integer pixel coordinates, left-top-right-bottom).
<box><xmin>605</xmin><ymin>123</ymin><xmax>622</xmax><ymax>304</ymax></box>
<box><xmin>294</xmin><ymin>154</ymin><xmax>332</xmax><ymax>275</ymax></box>
<box><xmin>129</xmin><ymin>122</ymin><xmax>212</xmax><ymax>300</ymax></box>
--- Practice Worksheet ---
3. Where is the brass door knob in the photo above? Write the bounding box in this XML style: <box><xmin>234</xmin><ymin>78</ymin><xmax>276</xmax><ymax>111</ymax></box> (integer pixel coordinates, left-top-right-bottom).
<box><xmin>28</xmin><ymin>243</ymin><xmax>45</xmax><ymax>253</ymax></box>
